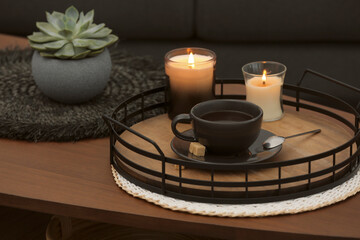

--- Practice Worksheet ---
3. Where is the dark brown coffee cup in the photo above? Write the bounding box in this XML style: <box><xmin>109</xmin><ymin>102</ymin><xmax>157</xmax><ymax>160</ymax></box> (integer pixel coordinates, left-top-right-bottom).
<box><xmin>171</xmin><ymin>99</ymin><xmax>263</xmax><ymax>155</ymax></box>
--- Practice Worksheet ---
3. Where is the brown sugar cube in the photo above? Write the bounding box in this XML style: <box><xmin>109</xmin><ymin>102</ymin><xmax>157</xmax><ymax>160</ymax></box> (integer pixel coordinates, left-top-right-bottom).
<box><xmin>189</xmin><ymin>142</ymin><xmax>206</xmax><ymax>157</ymax></box>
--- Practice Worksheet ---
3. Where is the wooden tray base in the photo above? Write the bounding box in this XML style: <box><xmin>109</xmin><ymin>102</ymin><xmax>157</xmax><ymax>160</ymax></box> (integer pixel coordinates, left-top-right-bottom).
<box><xmin>116</xmin><ymin>105</ymin><xmax>356</xmax><ymax>193</ymax></box>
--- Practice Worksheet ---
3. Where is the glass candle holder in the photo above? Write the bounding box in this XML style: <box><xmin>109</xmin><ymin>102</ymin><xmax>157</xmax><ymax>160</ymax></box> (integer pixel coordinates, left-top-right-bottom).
<box><xmin>165</xmin><ymin>47</ymin><xmax>216</xmax><ymax>119</ymax></box>
<box><xmin>242</xmin><ymin>61</ymin><xmax>287</xmax><ymax>122</ymax></box>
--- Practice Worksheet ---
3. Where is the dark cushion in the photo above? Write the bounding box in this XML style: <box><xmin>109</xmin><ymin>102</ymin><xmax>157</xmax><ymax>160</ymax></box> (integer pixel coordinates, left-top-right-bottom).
<box><xmin>196</xmin><ymin>0</ymin><xmax>360</xmax><ymax>42</ymax></box>
<box><xmin>118</xmin><ymin>40</ymin><xmax>360</xmax><ymax>108</ymax></box>
<box><xmin>0</xmin><ymin>0</ymin><xmax>194</xmax><ymax>39</ymax></box>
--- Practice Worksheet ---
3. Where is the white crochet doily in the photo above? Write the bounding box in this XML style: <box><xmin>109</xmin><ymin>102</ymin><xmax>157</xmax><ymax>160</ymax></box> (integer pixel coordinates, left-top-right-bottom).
<box><xmin>111</xmin><ymin>166</ymin><xmax>360</xmax><ymax>217</ymax></box>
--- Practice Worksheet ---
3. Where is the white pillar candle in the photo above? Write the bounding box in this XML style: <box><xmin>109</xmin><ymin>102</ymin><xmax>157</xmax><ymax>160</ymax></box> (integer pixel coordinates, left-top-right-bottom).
<box><xmin>246</xmin><ymin>72</ymin><xmax>283</xmax><ymax>121</ymax></box>
<box><xmin>165</xmin><ymin>48</ymin><xmax>216</xmax><ymax>118</ymax></box>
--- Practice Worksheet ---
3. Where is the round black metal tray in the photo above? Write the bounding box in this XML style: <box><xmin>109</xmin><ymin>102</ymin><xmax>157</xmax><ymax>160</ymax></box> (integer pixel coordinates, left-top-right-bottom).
<box><xmin>103</xmin><ymin>69</ymin><xmax>360</xmax><ymax>204</ymax></box>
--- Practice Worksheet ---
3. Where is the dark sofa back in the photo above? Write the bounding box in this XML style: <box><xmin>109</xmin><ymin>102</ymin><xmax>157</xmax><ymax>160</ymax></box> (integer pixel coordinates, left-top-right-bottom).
<box><xmin>196</xmin><ymin>0</ymin><xmax>360</xmax><ymax>42</ymax></box>
<box><xmin>2</xmin><ymin>0</ymin><xmax>360</xmax><ymax>43</ymax></box>
<box><xmin>0</xmin><ymin>0</ymin><xmax>194</xmax><ymax>39</ymax></box>
<box><xmin>0</xmin><ymin>0</ymin><xmax>358</xmax><ymax>107</ymax></box>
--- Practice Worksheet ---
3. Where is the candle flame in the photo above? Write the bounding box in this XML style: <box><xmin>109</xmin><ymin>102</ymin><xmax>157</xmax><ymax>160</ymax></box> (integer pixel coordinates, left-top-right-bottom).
<box><xmin>262</xmin><ymin>70</ymin><xmax>267</xmax><ymax>85</ymax></box>
<box><xmin>188</xmin><ymin>51</ymin><xmax>195</xmax><ymax>69</ymax></box>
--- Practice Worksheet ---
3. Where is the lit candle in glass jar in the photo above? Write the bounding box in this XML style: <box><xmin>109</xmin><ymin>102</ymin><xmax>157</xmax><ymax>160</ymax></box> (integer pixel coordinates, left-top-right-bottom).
<box><xmin>242</xmin><ymin>61</ymin><xmax>287</xmax><ymax>122</ymax></box>
<box><xmin>165</xmin><ymin>48</ymin><xmax>216</xmax><ymax>119</ymax></box>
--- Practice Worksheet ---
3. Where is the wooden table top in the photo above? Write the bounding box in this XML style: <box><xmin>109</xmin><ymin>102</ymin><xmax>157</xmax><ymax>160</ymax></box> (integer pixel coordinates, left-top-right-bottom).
<box><xmin>0</xmin><ymin>34</ymin><xmax>359</xmax><ymax>240</ymax></box>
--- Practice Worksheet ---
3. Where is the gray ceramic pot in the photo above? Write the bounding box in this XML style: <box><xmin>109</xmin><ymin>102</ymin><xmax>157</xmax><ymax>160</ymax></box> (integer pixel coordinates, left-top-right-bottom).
<box><xmin>31</xmin><ymin>48</ymin><xmax>111</xmax><ymax>104</ymax></box>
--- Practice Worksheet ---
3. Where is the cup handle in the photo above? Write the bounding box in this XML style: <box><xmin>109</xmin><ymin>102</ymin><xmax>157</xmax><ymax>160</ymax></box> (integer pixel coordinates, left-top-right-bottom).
<box><xmin>171</xmin><ymin>114</ymin><xmax>196</xmax><ymax>142</ymax></box>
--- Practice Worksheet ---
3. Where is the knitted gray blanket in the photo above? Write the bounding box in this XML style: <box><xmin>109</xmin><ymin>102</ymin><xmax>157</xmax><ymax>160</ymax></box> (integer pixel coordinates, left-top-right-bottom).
<box><xmin>0</xmin><ymin>48</ymin><xmax>164</xmax><ymax>142</ymax></box>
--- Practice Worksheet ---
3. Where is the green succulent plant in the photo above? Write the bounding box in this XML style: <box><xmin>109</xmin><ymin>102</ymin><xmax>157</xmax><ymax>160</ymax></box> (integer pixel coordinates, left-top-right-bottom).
<box><xmin>27</xmin><ymin>6</ymin><xmax>118</xmax><ymax>59</ymax></box>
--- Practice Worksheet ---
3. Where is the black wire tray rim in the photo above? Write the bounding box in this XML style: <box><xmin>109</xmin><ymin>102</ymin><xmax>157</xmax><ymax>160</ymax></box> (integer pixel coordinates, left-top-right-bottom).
<box><xmin>112</xmin><ymin>86</ymin><xmax>166</xmax><ymax>118</ymax></box>
<box><xmin>105</xmin><ymin>87</ymin><xmax>359</xmax><ymax>170</ymax></box>
<box><xmin>216</xmin><ymin>77</ymin><xmax>359</xmax><ymax>119</ymax></box>
<box><xmin>104</xmin><ymin>69</ymin><xmax>360</xmax><ymax>204</ymax></box>
<box><xmin>112</xmin><ymin>143</ymin><xmax>360</xmax><ymax>187</ymax></box>
<box><xmin>112</xmin><ymin>81</ymin><xmax>360</xmax><ymax>120</ymax></box>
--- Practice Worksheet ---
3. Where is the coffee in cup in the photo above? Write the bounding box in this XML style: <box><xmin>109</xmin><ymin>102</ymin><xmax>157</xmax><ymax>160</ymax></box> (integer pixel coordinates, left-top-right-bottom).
<box><xmin>171</xmin><ymin>99</ymin><xmax>263</xmax><ymax>155</ymax></box>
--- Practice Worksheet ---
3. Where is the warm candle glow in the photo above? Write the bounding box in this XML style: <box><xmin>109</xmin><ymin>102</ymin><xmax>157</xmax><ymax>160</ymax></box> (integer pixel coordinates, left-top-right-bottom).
<box><xmin>165</xmin><ymin>47</ymin><xmax>216</xmax><ymax>118</ymax></box>
<box><xmin>188</xmin><ymin>51</ymin><xmax>195</xmax><ymax>69</ymax></box>
<box><xmin>243</xmin><ymin>61</ymin><xmax>286</xmax><ymax>121</ymax></box>
<box><xmin>262</xmin><ymin>70</ymin><xmax>267</xmax><ymax>85</ymax></box>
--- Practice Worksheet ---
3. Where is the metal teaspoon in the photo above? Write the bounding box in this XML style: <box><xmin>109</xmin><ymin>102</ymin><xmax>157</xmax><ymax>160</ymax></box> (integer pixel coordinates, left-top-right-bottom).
<box><xmin>263</xmin><ymin>129</ymin><xmax>321</xmax><ymax>150</ymax></box>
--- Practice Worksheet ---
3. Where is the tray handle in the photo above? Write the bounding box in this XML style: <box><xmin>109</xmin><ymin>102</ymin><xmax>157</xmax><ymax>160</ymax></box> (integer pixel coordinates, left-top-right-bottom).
<box><xmin>297</xmin><ymin>69</ymin><xmax>360</xmax><ymax>93</ymax></box>
<box><xmin>296</xmin><ymin>69</ymin><xmax>360</xmax><ymax>106</ymax></box>
<box><xmin>296</xmin><ymin>69</ymin><xmax>360</xmax><ymax>128</ymax></box>
<box><xmin>102</xmin><ymin>115</ymin><xmax>167</xmax><ymax>194</ymax></box>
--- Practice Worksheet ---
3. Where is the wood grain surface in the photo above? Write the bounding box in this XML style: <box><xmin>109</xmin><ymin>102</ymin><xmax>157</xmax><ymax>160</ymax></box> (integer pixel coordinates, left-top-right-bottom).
<box><xmin>0</xmin><ymin>33</ymin><xmax>29</xmax><ymax>49</ymax></box>
<box><xmin>0</xmin><ymin>34</ymin><xmax>359</xmax><ymax>240</ymax></box>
